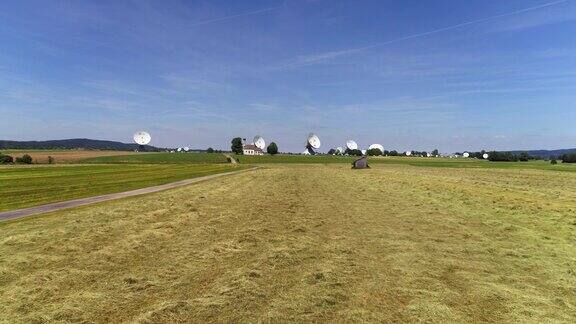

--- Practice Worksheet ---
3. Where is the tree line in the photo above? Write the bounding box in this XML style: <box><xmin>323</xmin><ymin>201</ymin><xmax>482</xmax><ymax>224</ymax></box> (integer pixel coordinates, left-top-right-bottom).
<box><xmin>0</xmin><ymin>153</ymin><xmax>53</xmax><ymax>165</ymax></box>
<box><xmin>327</xmin><ymin>148</ymin><xmax>440</xmax><ymax>157</ymax></box>
<box><xmin>560</xmin><ymin>153</ymin><xmax>576</xmax><ymax>163</ymax></box>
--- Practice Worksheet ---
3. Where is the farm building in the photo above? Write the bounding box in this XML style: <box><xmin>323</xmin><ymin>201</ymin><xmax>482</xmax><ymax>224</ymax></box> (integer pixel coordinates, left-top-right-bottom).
<box><xmin>243</xmin><ymin>144</ymin><xmax>264</xmax><ymax>156</ymax></box>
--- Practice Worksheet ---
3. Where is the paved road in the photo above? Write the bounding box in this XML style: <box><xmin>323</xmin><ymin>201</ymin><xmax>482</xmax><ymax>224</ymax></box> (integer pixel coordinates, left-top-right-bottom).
<box><xmin>0</xmin><ymin>167</ymin><xmax>256</xmax><ymax>222</ymax></box>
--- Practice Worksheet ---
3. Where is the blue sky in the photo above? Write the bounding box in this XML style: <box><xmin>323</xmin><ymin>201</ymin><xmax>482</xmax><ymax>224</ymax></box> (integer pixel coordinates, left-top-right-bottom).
<box><xmin>1</xmin><ymin>0</ymin><xmax>575</xmax><ymax>152</ymax></box>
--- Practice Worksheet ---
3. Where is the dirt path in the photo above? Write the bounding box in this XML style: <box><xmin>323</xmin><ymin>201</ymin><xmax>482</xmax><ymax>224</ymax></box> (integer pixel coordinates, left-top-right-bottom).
<box><xmin>0</xmin><ymin>167</ymin><xmax>255</xmax><ymax>222</ymax></box>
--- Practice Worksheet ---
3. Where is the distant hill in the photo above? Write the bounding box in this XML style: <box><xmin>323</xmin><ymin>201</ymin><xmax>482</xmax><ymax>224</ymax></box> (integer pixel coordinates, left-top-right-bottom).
<box><xmin>506</xmin><ymin>148</ymin><xmax>576</xmax><ymax>159</ymax></box>
<box><xmin>0</xmin><ymin>139</ymin><xmax>161</xmax><ymax>151</ymax></box>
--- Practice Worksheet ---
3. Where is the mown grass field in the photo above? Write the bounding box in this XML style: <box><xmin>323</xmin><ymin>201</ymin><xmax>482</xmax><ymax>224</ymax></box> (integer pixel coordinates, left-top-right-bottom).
<box><xmin>0</xmin><ymin>150</ymin><xmax>141</xmax><ymax>164</ymax></box>
<box><xmin>236</xmin><ymin>154</ymin><xmax>576</xmax><ymax>172</ymax></box>
<box><xmin>234</xmin><ymin>154</ymin><xmax>358</xmax><ymax>164</ymax></box>
<box><xmin>0</xmin><ymin>164</ymin><xmax>239</xmax><ymax>212</ymax></box>
<box><xmin>370</xmin><ymin>156</ymin><xmax>576</xmax><ymax>172</ymax></box>
<box><xmin>84</xmin><ymin>152</ymin><xmax>229</xmax><ymax>164</ymax></box>
<box><xmin>0</xmin><ymin>164</ymin><xmax>574</xmax><ymax>322</ymax></box>
<box><xmin>76</xmin><ymin>151</ymin><xmax>576</xmax><ymax>173</ymax></box>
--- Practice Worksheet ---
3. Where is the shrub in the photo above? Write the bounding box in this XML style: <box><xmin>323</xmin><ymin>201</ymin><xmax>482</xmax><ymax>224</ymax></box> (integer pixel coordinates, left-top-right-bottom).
<box><xmin>48</xmin><ymin>156</ymin><xmax>55</xmax><ymax>164</ymax></box>
<box><xmin>345</xmin><ymin>148</ymin><xmax>362</xmax><ymax>156</ymax></box>
<box><xmin>267</xmin><ymin>142</ymin><xmax>279</xmax><ymax>155</ymax></box>
<box><xmin>561</xmin><ymin>153</ymin><xmax>576</xmax><ymax>163</ymax></box>
<box><xmin>488</xmin><ymin>151</ymin><xmax>519</xmax><ymax>162</ymax></box>
<box><xmin>551</xmin><ymin>159</ymin><xmax>558</xmax><ymax>165</ymax></box>
<box><xmin>518</xmin><ymin>152</ymin><xmax>531</xmax><ymax>162</ymax></box>
<box><xmin>366</xmin><ymin>148</ymin><xmax>383</xmax><ymax>156</ymax></box>
<box><xmin>16</xmin><ymin>154</ymin><xmax>33</xmax><ymax>164</ymax></box>
<box><xmin>0</xmin><ymin>154</ymin><xmax>14</xmax><ymax>164</ymax></box>
<box><xmin>207</xmin><ymin>147</ymin><xmax>215</xmax><ymax>153</ymax></box>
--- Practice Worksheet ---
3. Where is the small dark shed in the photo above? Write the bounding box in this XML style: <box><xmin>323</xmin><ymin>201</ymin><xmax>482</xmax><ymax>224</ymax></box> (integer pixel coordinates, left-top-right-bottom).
<box><xmin>352</xmin><ymin>156</ymin><xmax>370</xmax><ymax>169</ymax></box>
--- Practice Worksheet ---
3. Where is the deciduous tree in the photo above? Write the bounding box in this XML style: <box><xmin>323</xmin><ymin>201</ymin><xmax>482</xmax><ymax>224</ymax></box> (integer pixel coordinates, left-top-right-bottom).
<box><xmin>231</xmin><ymin>138</ymin><xmax>243</xmax><ymax>154</ymax></box>
<box><xmin>267</xmin><ymin>142</ymin><xmax>279</xmax><ymax>155</ymax></box>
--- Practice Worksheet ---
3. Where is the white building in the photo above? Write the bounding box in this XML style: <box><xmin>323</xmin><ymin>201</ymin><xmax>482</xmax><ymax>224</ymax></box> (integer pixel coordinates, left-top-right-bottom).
<box><xmin>243</xmin><ymin>144</ymin><xmax>264</xmax><ymax>155</ymax></box>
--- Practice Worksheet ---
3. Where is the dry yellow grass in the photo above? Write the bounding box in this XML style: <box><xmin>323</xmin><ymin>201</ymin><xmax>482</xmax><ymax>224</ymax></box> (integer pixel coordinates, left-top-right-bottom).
<box><xmin>1</xmin><ymin>150</ymin><xmax>141</xmax><ymax>163</ymax></box>
<box><xmin>0</xmin><ymin>164</ymin><xmax>575</xmax><ymax>322</ymax></box>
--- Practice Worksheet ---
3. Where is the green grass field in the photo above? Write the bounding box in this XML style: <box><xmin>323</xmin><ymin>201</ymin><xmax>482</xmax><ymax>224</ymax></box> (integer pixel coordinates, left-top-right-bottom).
<box><xmin>371</xmin><ymin>156</ymin><xmax>576</xmax><ymax>171</ymax></box>
<box><xmin>0</xmin><ymin>164</ymin><xmax>574</xmax><ymax>322</ymax></box>
<box><xmin>0</xmin><ymin>164</ymin><xmax>239</xmax><ymax>212</ymax></box>
<box><xmin>5</xmin><ymin>153</ymin><xmax>572</xmax><ymax>214</ymax></box>
<box><xmin>235</xmin><ymin>154</ymin><xmax>357</xmax><ymax>164</ymax></box>
<box><xmin>236</xmin><ymin>154</ymin><xmax>576</xmax><ymax>172</ymax></box>
<box><xmin>70</xmin><ymin>150</ymin><xmax>576</xmax><ymax>173</ymax></box>
<box><xmin>83</xmin><ymin>152</ymin><xmax>230</xmax><ymax>164</ymax></box>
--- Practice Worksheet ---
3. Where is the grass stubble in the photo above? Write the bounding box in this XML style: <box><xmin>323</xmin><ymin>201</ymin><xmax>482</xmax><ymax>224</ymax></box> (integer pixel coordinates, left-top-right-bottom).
<box><xmin>0</xmin><ymin>164</ymin><xmax>575</xmax><ymax>322</ymax></box>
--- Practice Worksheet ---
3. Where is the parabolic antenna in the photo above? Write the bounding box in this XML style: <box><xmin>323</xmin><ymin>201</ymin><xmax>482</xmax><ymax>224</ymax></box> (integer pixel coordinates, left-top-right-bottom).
<box><xmin>405</xmin><ymin>151</ymin><xmax>412</xmax><ymax>156</ymax></box>
<box><xmin>346</xmin><ymin>140</ymin><xmax>358</xmax><ymax>150</ymax></box>
<box><xmin>483</xmin><ymin>153</ymin><xmax>489</xmax><ymax>159</ymax></box>
<box><xmin>463</xmin><ymin>152</ymin><xmax>470</xmax><ymax>158</ymax></box>
<box><xmin>177</xmin><ymin>147</ymin><xmax>182</xmax><ymax>152</ymax></box>
<box><xmin>304</xmin><ymin>133</ymin><xmax>321</xmax><ymax>155</ymax></box>
<box><xmin>133</xmin><ymin>131</ymin><xmax>151</xmax><ymax>145</ymax></box>
<box><xmin>368</xmin><ymin>144</ymin><xmax>384</xmax><ymax>153</ymax></box>
<box><xmin>183</xmin><ymin>147</ymin><xmax>190</xmax><ymax>152</ymax></box>
<box><xmin>253</xmin><ymin>135</ymin><xmax>266</xmax><ymax>150</ymax></box>
<box><xmin>335</xmin><ymin>147</ymin><xmax>344</xmax><ymax>154</ymax></box>
<box><xmin>426</xmin><ymin>152</ymin><xmax>432</xmax><ymax>157</ymax></box>
<box><xmin>307</xmin><ymin>133</ymin><xmax>321</xmax><ymax>149</ymax></box>
<box><xmin>361</xmin><ymin>149</ymin><xmax>367</xmax><ymax>155</ymax></box>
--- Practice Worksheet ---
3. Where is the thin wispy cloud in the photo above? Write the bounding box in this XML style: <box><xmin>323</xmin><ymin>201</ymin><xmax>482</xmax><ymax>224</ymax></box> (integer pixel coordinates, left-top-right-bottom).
<box><xmin>275</xmin><ymin>0</ymin><xmax>570</xmax><ymax>70</ymax></box>
<box><xmin>188</xmin><ymin>5</ymin><xmax>282</xmax><ymax>27</ymax></box>
<box><xmin>486</xmin><ymin>1</ymin><xmax>576</xmax><ymax>32</ymax></box>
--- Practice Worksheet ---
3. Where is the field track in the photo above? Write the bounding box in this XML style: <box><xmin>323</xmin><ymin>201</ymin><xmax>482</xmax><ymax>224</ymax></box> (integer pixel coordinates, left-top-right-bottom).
<box><xmin>0</xmin><ymin>167</ymin><xmax>256</xmax><ymax>222</ymax></box>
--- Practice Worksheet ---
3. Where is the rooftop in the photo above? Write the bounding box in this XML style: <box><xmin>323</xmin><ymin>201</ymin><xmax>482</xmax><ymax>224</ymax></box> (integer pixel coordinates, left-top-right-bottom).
<box><xmin>243</xmin><ymin>144</ymin><xmax>262</xmax><ymax>151</ymax></box>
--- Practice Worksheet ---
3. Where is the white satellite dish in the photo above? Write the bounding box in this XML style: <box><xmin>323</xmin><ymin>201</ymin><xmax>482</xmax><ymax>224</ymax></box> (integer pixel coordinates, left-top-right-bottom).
<box><xmin>463</xmin><ymin>152</ymin><xmax>470</xmax><ymax>158</ymax></box>
<box><xmin>183</xmin><ymin>147</ymin><xmax>190</xmax><ymax>152</ymax></box>
<box><xmin>368</xmin><ymin>144</ymin><xmax>384</xmax><ymax>153</ymax></box>
<box><xmin>361</xmin><ymin>149</ymin><xmax>367</xmax><ymax>155</ymax></box>
<box><xmin>346</xmin><ymin>140</ymin><xmax>358</xmax><ymax>150</ymax></box>
<box><xmin>253</xmin><ymin>135</ymin><xmax>266</xmax><ymax>150</ymax></box>
<box><xmin>177</xmin><ymin>147</ymin><xmax>182</xmax><ymax>152</ymax></box>
<box><xmin>305</xmin><ymin>133</ymin><xmax>321</xmax><ymax>155</ymax></box>
<box><xmin>335</xmin><ymin>147</ymin><xmax>344</xmax><ymax>154</ymax></box>
<box><xmin>307</xmin><ymin>133</ymin><xmax>321</xmax><ymax>149</ymax></box>
<box><xmin>483</xmin><ymin>153</ymin><xmax>489</xmax><ymax>159</ymax></box>
<box><xmin>426</xmin><ymin>152</ymin><xmax>431</xmax><ymax>157</ymax></box>
<box><xmin>405</xmin><ymin>151</ymin><xmax>412</xmax><ymax>156</ymax></box>
<box><xmin>133</xmin><ymin>131</ymin><xmax>151</xmax><ymax>145</ymax></box>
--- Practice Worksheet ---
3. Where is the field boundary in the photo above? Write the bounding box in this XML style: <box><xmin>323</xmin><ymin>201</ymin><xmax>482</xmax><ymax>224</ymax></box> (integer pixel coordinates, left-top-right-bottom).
<box><xmin>0</xmin><ymin>167</ymin><xmax>257</xmax><ymax>222</ymax></box>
